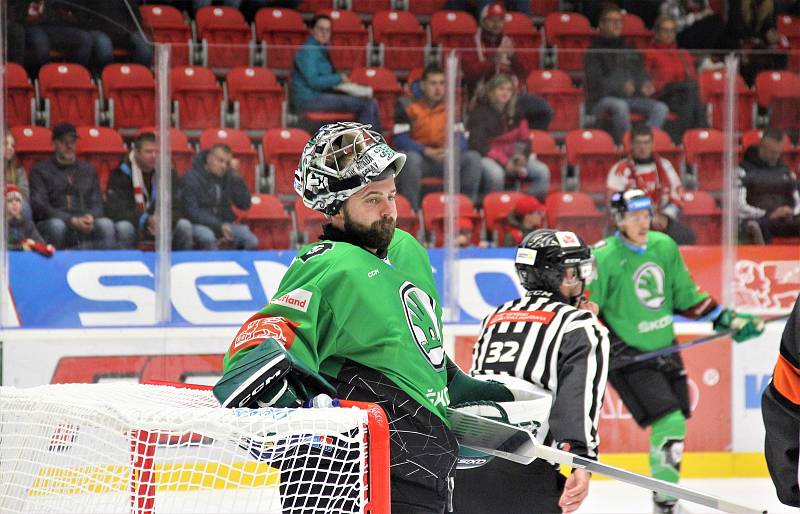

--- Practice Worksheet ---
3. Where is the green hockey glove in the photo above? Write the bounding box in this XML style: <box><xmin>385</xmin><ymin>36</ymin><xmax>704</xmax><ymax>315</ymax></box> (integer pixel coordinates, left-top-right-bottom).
<box><xmin>713</xmin><ymin>308</ymin><xmax>765</xmax><ymax>343</ymax></box>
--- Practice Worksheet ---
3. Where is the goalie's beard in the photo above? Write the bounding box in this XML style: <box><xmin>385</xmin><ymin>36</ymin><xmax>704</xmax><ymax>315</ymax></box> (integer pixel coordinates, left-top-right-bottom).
<box><xmin>342</xmin><ymin>208</ymin><xmax>396</xmax><ymax>254</ymax></box>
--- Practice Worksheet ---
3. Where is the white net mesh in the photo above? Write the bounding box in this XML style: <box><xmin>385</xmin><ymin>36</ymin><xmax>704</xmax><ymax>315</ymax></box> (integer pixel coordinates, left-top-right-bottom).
<box><xmin>0</xmin><ymin>383</ymin><xmax>378</xmax><ymax>514</ymax></box>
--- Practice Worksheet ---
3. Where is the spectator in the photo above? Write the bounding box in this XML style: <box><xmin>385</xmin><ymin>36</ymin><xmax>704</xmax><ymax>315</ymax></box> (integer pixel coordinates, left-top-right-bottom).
<box><xmin>584</xmin><ymin>5</ymin><xmax>669</xmax><ymax>144</ymax></box>
<box><xmin>24</xmin><ymin>1</ymin><xmax>94</xmax><ymax>75</ymax></box>
<box><xmin>76</xmin><ymin>0</ymin><xmax>153</xmax><ymax>72</ymax></box>
<box><xmin>7</xmin><ymin>0</ymin><xmax>28</xmax><ymax>65</ymax></box>
<box><xmin>737</xmin><ymin>128</ymin><xmax>800</xmax><ymax>244</ymax></box>
<box><xmin>644</xmin><ymin>15</ymin><xmax>707</xmax><ymax>143</ymax></box>
<box><xmin>104</xmin><ymin>132</ymin><xmax>193</xmax><ymax>250</ymax></box>
<box><xmin>461</xmin><ymin>3</ymin><xmax>553</xmax><ymax>130</ymax></box>
<box><xmin>504</xmin><ymin>194</ymin><xmax>547</xmax><ymax>246</ymax></box>
<box><xmin>291</xmin><ymin>14</ymin><xmax>381</xmax><ymax>132</ymax></box>
<box><xmin>659</xmin><ymin>0</ymin><xmax>732</xmax><ymax>52</ymax></box>
<box><xmin>727</xmin><ymin>0</ymin><xmax>789</xmax><ymax>85</ymax></box>
<box><xmin>180</xmin><ymin>143</ymin><xmax>258</xmax><ymax>250</ymax></box>
<box><xmin>6</xmin><ymin>185</ymin><xmax>48</xmax><ymax>254</ymax></box>
<box><xmin>607</xmin><ymin>124</ymin><xmax>695</xmax><ymax>244</ymax></box>
<box><xmin>456</xmin><ymin>217</ymin><xmax>476</xmax><ymax>247</ymax></box>
<box><xmin>445</xmin><ymin>0</ymin><xmax>531</xmax><ymax>17</ymax></box>
<box><xmin>467</xmin><ymin>74</ymin><xmax>550</xmax><ymax>200</ymax></box>
<box><xmin>393</xmin><ymin>65</ymin><xmax>484</xmax><ymax>209</ymax></box>
<box><xmin>29</xmin><ymin>123</ymin><xmax>116</xmax><ymax>249</ymax></box>
<box><xmin>5</xmin><ymin>132</ymin><xmax>32</xmax><ymax>220</ymax></box>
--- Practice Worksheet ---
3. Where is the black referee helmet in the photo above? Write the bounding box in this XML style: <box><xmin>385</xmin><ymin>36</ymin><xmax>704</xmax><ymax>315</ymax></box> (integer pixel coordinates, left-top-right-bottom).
<box><xmin>515</xmin><ymin>229</ymin><xmax>593</xmax><ymax>300</ymax></box>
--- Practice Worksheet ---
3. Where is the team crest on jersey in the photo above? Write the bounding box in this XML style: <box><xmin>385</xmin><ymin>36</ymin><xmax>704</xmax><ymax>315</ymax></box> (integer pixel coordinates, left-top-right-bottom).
<box><xmin>300</xmin><ymin>242</ymin><xmax>334</xmax><ymax>262</ymax></box>
<box><xmin>633</xmin><ymin>262</ymin><xmax>666</xmax><ymax>309</ymax></box>
<box><xmin>230</xmin><ymin>314</ymin><xmax>298</xmax><ymax>358</ymax></box>
<box><xmin>399</xmin><ymin>282</ymin><xmax>445</xmax><ymax>371</ymax></box>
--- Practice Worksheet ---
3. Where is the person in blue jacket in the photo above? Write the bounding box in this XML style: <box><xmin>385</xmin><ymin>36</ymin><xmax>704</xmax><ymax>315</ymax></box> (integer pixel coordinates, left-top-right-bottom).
<box><xmin>290</xmin><ymin>14</ymin><xmax>381</xmax><ymax>132</ymax></box>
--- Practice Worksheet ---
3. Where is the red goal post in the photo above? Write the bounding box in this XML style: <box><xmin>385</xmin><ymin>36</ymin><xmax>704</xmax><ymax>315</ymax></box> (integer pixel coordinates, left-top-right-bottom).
<box><xmin>0</xmin><ymin>381</ymin><xmax>390</xmax><ymax>514</ymax></box>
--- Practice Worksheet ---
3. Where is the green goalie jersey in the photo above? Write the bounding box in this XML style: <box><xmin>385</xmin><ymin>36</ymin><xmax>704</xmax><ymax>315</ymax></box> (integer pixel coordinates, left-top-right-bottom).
<box><xmin>589</xmin><ymin>231</ymin><xmax>711</xmax><ymax>351</ymax></box>
<box><xmin>222</xmin><ymin>228</ymin><xmax>450</xmax><ymax>423</ymax></box>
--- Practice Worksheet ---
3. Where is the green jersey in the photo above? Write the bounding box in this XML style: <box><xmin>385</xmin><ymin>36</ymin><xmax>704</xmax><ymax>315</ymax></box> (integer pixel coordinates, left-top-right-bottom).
<box><xmin>589</xmin><ymin>231</ymin><xmax>710</xmax><ymax>351</ymax></box>
<box><xmin>222</xmin><ymin>228</ymin><xmax>450</xmax><ymax>423</ymax></box>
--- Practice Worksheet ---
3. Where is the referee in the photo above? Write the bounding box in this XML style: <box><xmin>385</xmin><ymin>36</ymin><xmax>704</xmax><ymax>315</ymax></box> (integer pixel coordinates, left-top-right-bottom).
<box><xmin>453</xmin><ymin>228</ymin><xmax>610</xmax><ymax>514</ymax></box>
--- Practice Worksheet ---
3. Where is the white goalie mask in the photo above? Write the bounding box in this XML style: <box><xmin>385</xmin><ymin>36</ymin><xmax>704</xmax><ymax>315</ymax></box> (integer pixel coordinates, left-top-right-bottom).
<box><xmin>294</xmin><ymin>122</ymin><xmax>406</xmax><ymax>215</ymax></box>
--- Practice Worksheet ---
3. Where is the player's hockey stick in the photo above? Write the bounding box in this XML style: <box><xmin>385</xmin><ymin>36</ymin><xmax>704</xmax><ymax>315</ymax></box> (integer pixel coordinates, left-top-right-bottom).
<box><xmin>614</xmin><ymin>314</ymin><xmax>790</xmax><ymax>368</ymax></box>
<box><xmin>447</xmin><ymin>407</ymin><xmax>767</xmax><ymax>514</ymax></box>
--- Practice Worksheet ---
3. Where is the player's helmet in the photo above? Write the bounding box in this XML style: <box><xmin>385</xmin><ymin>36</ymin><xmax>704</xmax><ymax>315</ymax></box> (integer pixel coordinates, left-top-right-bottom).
<box><xmin>609</xmin><ymin>188</ymin><xmax>652</xmax><ymax>224</ymax></box>
<box><xmin>515</xmin><ymin>229</ymin><xmax>593</xmax><ymax>302</ymax></box>
<box><xmin>294</xmin><ymin>122</ymin><xmax>406</xmax><ymax>215</ymax></box>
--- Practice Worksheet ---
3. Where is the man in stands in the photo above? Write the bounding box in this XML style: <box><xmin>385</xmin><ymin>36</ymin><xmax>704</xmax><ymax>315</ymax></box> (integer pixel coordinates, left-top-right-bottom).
<box><xmin>461</xmin><ymin>3</ymin><xmax>553</xmax><ymax>130</ymax></box>
<box><xmin>291</xmin><ymin>14</ymin><xmax>381</xmax><ymax>132</ymax></box>
<box><xmin>105</xmin><ymin>132</ymin><xmax>193</xmax><ymax>250</ymax></box>
<box><xmin>607</xmin><ymin>124</ymin><xmax>695</xmax><ymax>244</ymax></box>
<box><xmin>179</xmin><ymin>143</ymin><xmax>258</xmax><ymax>250</ymax></box>
<box><xmin>737</xmin><ymin>128</ymin><xmax>800</xmax><ymax>244</ymax></box>
<box><xmin>584</xmin><ymin>5</ymin><xmax>669</xmax><ymax>144</ymax></box>
<box><xmin>393</xmin><ymin>65</ymin><xmax>484</xmax><ymax>210</ymax></box>
<box><xmin>29</xmin><ymin>123</ymin><xmax>116</xmax><ymax>249</ymax></box>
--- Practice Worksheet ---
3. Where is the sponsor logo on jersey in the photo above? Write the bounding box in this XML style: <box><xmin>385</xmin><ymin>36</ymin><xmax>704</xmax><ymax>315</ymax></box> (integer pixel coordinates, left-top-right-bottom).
<box><xmin>426</xmin><ymin>386</ymin><xmax>450</xmax><ymax>407</ymax></box>
<box><xmin>633</xmin><ymin>262</ymin><xmax>666</xmax><ymax>309</ymax></box>
<box><xmin>555</xmin><ymin>231</ymin><xmax>581</xmax><ymax>247</ymax></box>
<box><xmin>400</xmin><ymin>282</ymin><xmax>446</xmax><ymax>371</ymax></box>
<box><xmin>272</xmin><ymin>289</ymin><xmax>313</xmax><ymax>312</ymax></box>
<box><xmin>300</xmin><ymin>242</ymin><xmax>334</xmax><ymax>262</ymax></box>
<box><xmin>637</xmin><ymin>314</ymin><xmax>672</xmax><ymax>333</ymax></box>
<box><xmin>487</xmin><ymin>310</ymin><xmax>555</xmax><ymax>326</ymax></box>
<box><xmin>230</xmin><ymin>314</ymin><xmax>298</xmax><ymax>356</ymax></box>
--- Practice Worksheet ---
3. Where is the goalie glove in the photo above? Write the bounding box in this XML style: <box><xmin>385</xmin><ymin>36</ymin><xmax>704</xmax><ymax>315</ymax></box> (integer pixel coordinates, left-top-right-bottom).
<box><xmin>713</xmin><ymin>308</ymin><xmax>765</xmax><ymax>343</ymax></box>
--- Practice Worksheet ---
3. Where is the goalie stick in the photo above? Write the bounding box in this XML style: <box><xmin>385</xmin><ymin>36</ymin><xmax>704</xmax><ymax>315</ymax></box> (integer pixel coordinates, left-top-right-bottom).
<box><xmin>612</xmin><ymin>314</ymin><xmax>790</xmax><ymax>369</ymax></box>
<box><xmin>447</xmin><ymin>408</ymin><xmax>767</xmax><ymax>514</ymax></box>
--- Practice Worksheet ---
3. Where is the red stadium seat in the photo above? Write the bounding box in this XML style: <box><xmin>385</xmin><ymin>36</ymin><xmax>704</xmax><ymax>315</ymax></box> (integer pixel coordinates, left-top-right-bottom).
<box><xmin>38</xmin><ymin>63</ymin><xmax>99</xmax><ymax>127</ymax></box>
<box><xmin>293</xmin><ymin>196</ymin><xmax>327</xmax><ymax>244</ymax></box>
<box><xmin>394</xmin><ymin>193</ymin><xmax>420</xmax><ymax>238</ymax></box>
<box><xmin>544</xmin><ymin>12</ymin><xmax>594</xmax><ymax>73</ymax></box>
<box><xmin>530</xmin><ymin>0</ymin><xmax>559</xmax><ymax>17</ymax></box>
<box><xmin>429</xmin><ymin>11</ymin><xmax>478</xmax><ymax>56</ymax></box>
<box><xmin>350</xmin><ymin>67</ymin><xmax>401</xmax><ymax>135</ymax></box>
<box><xmin>503</xmin><ymin>12</ymin><xmax>542</xmax><ymax>72</ymax></box>
<box><xmin>755</xmin><ymin>70</ymin><xmax>800</xmax><ymax>132</ymax></box>
<box><xmin>525</xmin><ymin>69</ymin><xmax>582</xmax><ymax>133</ymax></box>
<box><xmin>195</xmin><ymin>6</ymin><xmax>253</xmax><ymax>69</ymax></box>
<box><xmin>621</xmin><ymin>12</ymin><xmax>652</xmax><ymax>49</ymax></box>
<box><xmin>565</xmin><ymin>129</ymin><xmax>621</xmax><ymax>193</ymax></box>
<box><xmin>199</xmin><ymin>128</ymin><xmax>260</xmax><ymax>192</ymax></box>
<box><xmin>139</xmin><ymin>4</ymin><xmax>192</xmax><ymax>65</ymax></box>
<box><xmin>680</xmin><ymin>190</ymin><xmax>720</xmax><ymax>245</ymax></box>
<box><xmin>683</xmin><ymin>128</ymin><xmax>724</xmax><ymax>192</ymax></box>
<box><xmin>320</xmin><ymin>9</ymin><xmax>369</xmax><ymax>71</ymax></box>
<box><xmin>10</xmin><ymin>125</ymin><xmax>52</xmax><ymax>174</ymax></box>
<box><xmin>102</xmin><ymin>64</ymin><xmax>155</xmax><ymax>131</ymax></box>
<box><xmin>255</xmin><ymin>8</ymin><xmax>307</xmax><ymax>72</ymax></box>
<box><xmin>170</xmin><ymin>66</ymin><xmax>224</xmax><ymax>130</ymax></box>
<box><xmin>545</xmin><ymin>191</ymin><xmax>605</xmax><ymax>244</ymax></box>
<box><xmin>5</xmin><ymin>63</ymin><xmax>34</xmax><ymax>127</ymax></box>
<box><xmin>740</xmin><ymin>128</ymin><xmax>799</xmax><ymax>172</ymax></box>
<box><xmin>698</xmin><ymin>69</ymin><xmax>756</xmax><ymax>130</ymax></box>
<box><xmin>372</xmin><ymin>11</ymin><xmax>426</xmax><ymax>73</ymax></box>
<box><xmin>421</xmin><ymin>192</ymin><xmax>481</xmax><ymax>247</ymax></box>
<box><xmin>482</xmin><ymin>191</ymin><xmax>526</xmax><ymax>245</ymax></box>
<box><xmin>776</xmin><ymin>15</ymin><xmax>800</xmax><ymax>73</ymax></box>
<box><xmin>350</xmin><ymin>0</ymin><xmax>391</xmax><ymax>15</ymax></box>
<box><xmin>528</xmin><ymin>130</ymin><xmax>565</xmax><ymax>192</ymax></box>
<box><xmin>240</xmin><ymin>194</ymin><xmax>292</xmax><ymax>249</ymax></box>
<box><xmin>263</xmin><ymin>128</ymin><xmax>310</xmax><ymax>197</ymax></box>
<box><xmin>622</xmin><ymin>127</ymin><xmax>683</xmax><ymax>172</ymax></box>
<box><xmin>297</xmin><ymin>0</ymin><xmax>334</xmax><ymax>13</ymax></box>
<box><xmin>76</xmin><ymin>126</ymin><xmax>127</xmax><ymax>194</ymax></box>
<box><xmin>405</xmin><ymin>0</ymin><xmax>448</xmax><ymax>16</ymax></box>
<box><xmin>226</xmin><ymin>67</ymin><xmax>285</xmax><ymax>131</ymax></box>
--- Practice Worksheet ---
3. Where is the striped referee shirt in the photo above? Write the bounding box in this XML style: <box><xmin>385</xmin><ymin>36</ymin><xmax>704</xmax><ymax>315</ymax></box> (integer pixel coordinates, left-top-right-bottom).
<box><xmin>471</xmin><ymin>290</ymin><xmax>610</xmax><ymax>459</ymax></box>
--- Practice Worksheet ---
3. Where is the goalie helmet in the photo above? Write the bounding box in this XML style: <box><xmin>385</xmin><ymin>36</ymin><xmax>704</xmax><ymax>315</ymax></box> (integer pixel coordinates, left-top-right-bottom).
<box><xmin>609</xmin><ymin>188</ymin><xmax>652</xmax><ymax>224</ymax></box>
<box><xmin>294</xmin><ymin>122</ymin><xmax>406</xmax><ymax>215</ymax></box>
<box><xmin>515</xmin><ymin>229</ymin><xmax>593</xmax><ymax>302</ymax></box>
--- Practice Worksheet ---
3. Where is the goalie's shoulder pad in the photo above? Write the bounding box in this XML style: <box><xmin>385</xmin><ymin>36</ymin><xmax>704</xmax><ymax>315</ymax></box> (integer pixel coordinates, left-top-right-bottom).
<box><xmin>214</xmin><ymin>338</ymin><xmax>292</xmax><ymax>409</ymax></box>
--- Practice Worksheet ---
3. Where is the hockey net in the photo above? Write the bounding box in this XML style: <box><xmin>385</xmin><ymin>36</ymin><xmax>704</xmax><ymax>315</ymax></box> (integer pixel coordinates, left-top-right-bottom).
<box><xmin>0</xmin><ymin>382</ymin><xmax>390</xmax><ymax>514</ymax></box>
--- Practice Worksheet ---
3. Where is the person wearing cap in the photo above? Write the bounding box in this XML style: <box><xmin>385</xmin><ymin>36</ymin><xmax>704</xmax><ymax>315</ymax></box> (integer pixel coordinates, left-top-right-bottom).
<box><xmin>606</xmin><ymin>123</ymin><xmax>695</xmax><ymax>244</ymax></box>
<box><xmin>504</xmin><ymin>194</ymin><xmax>547</xmax><ymax>246</ymax></box>
<box><xmin>6</xmin><ymin>184</ymin><xmax>47</xmax><ymax>253</ymax></box>
<box><xmin>29</xmin><ymin>123</ymin><xmax>116</xmax><ymax>249</ymax></box>
<box><xmin>461</xmin><ymin>3</ymin><xmax>553</xmax><ymax>131</ymax></box>
<box><xmin>213</xmin><ymin>122</ymin><xmax>516</xmax><ymax>513</ymax></box>
<box><xmin>589</xmin><ymin>188</ymin><xmax>764</xmax><ymax>514</ymax></box>
<box><xmin>4</xmin><ymin>131</ymin><xmax>32</xmax><ymax>220</ymax></box>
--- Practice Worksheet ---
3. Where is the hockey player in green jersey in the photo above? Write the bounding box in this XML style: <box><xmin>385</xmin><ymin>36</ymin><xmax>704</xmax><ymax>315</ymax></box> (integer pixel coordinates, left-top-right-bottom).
<box><xmin>589</xmin><ymin>188</ymin><xmax>765</xmax><ymax>514</ymax></box>
<box><xmin>212</xmin><ymin>122</ymin><xmax>514</xmax><ymax>513</ymax></box>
